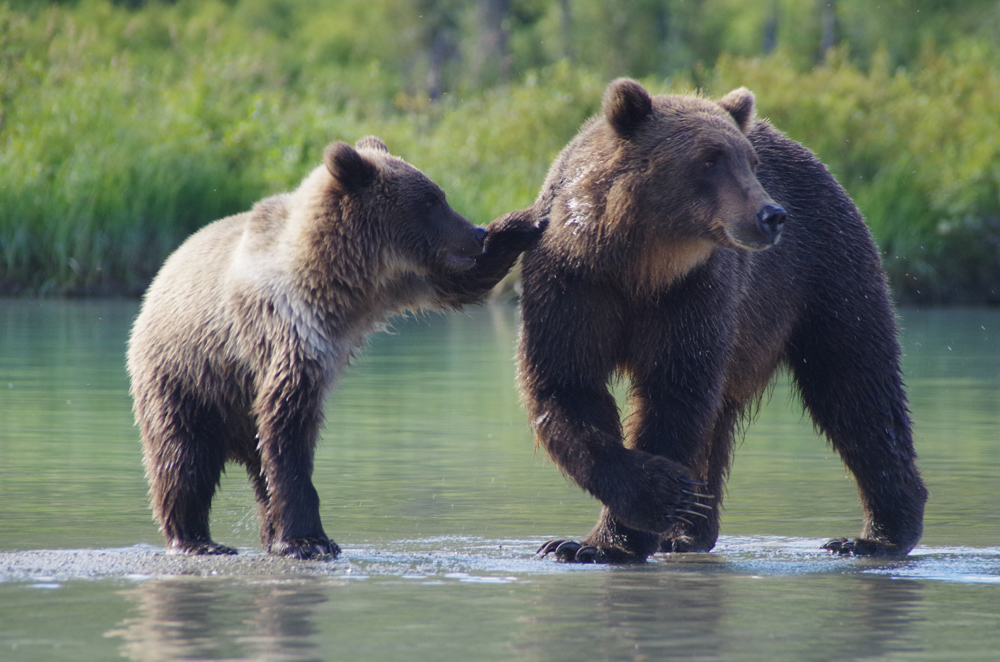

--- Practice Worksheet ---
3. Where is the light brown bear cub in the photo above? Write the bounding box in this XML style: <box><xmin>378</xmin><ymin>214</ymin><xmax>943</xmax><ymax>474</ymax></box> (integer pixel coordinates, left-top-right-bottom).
<box><xmin>127</xmin><ymin>137</ymin><xmax>539</xmax><ymax>560</ymax></box>
<box><xmin>521</xmin><ymin>79</ymin><xmax>927</xmax><ymax>563</ymax></box>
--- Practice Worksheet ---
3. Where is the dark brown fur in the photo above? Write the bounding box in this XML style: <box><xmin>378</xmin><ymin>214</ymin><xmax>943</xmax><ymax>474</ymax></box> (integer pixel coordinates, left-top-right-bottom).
<box><xmin>127</xmin><ymin>137</ymin><xmax>540</xmax><ymax>560</ymax></box>
<box><xmin>520</xmin><ymin>79</ymin><xmax>927</xmax><ymax>563</ymax></box>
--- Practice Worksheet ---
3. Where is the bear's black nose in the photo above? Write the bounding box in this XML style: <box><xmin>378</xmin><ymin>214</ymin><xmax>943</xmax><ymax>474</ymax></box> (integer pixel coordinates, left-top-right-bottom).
<box><xmin>474</xmin><ymin>227</ymin><xmax>488</xmax><ymax>245</ymax></box>
<box><xmin>756</xmin><ymin>204</ymin><xmax>786</xmax><ymax>244</ymax></box>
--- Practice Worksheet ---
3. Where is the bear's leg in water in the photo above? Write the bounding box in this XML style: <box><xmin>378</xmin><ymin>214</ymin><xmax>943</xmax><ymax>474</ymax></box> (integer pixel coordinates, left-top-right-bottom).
<box><xmin>788</xmin><ymin>294</ymin><xmax>927</xmax><ymax>556</ymax></box>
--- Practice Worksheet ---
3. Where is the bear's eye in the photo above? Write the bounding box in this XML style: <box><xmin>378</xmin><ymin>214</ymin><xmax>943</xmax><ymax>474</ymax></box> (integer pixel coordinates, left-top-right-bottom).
<box><xmin>703</xmin><ymin>151</ymin><xmax>724</xmax><ymax>170</ymax></box>
<box><xmin>424</xmin><ymin>191</ymin><xmax>445</xmax><ymax>211</ymax></box>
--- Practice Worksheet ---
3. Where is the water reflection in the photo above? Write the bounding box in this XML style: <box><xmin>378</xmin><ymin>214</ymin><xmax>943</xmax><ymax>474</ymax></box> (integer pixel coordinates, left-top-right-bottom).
<box><xmin>1</xmin><ymin>300</ymin><xmax>999</xmax><ymax>661</ymax></box>
<box><xmin>516</xmin><ymin>570</ymin><xmax>728</xmax><ymax>660</ymax></box>
<box><xmin>0</xmin><ymin>536</ymin><xmax>992</xmax><ymax>661</ymax></box>
<box><xmin>109</xmin><ymin>578</ymin><xmax>328</xmax><ymax>662</ymax></box>
<box><xmin>97</xmin><ymin>544</ymin><xmax>938</xmax><ymax>662</ymax></box>
<box><xmin>513</xmin><ymin>560</ymin><xmax>927</xmax><ymax>661</ymax></box>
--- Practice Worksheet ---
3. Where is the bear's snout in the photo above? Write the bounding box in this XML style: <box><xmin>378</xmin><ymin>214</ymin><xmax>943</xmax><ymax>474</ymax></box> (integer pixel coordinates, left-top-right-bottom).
<box><xmin>756</xmin><ymin>203</ymin><xmax>786</xmax><ymax>246</ymax></box>
<box><xmin>455</xmin><ymin>226</ymin><xmax>487</xmax><ymax>258</ymax></box>
<box><xmin>440</xmin><ymin>224</ymin><xmax>487</xmax><ymax>271</ymax></box>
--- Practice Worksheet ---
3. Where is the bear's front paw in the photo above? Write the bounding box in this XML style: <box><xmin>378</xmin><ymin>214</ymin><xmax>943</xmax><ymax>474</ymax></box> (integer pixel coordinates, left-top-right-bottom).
<box><xmin>605</xmin><ymin>460</ymin><xmax>716</xmax><ymax>535</ymax></box>
<box><xmin>272</xmin><ymin>537</ymin><xmax>341</xmax><ymax>561</ymax></box>
<box><xmin>822</xmin><ymin>537</ymin><xmax>906</xmax><ymax>557</ymax></box>
<box><xmin>537</xmin><ymin>539</ymin><xmax>644</xmax><ymax>564</ymax></box>
<box><xmin>167</xmin><ymin>540</ymin><xmax>238</xmax><ymax>556</ymax></box>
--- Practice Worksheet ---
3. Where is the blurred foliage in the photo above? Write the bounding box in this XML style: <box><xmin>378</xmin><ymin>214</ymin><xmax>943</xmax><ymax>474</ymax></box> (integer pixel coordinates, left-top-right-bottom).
<box><xmin>703</xmin><ymin>44</ymin><xmax>1000</xmax><ymax>304</ymax></box>
<box><xmin>0</xmin><ymin>0</ymin><xmax>998</xmax><ymax>302</ymax></box>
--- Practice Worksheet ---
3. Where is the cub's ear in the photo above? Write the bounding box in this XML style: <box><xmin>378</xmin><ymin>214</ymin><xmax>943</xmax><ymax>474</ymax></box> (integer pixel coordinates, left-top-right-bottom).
<box><xmin>324</xmin><ymin>141</ymin><xmax>377</xmax><ymax>190</ymax></box>
<box><xmin>603</xmin><ymin>78</ymin><xmax>653</xmax><ymax>137</ymax></box>
<box><xmin>355</xmin><ymin>135</ymin><xmax>390</xmax><ymax>153</ymax></box>
<box><xmin>718</xmin><ymin>87</ymin><xmax>756</xmax><ymax>133</ymax></box>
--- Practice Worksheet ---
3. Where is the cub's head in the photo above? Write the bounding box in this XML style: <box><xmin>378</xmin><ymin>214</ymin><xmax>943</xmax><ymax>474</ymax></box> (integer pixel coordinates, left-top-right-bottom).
<box><xmin>602</xmin><ymin>78</ymin><xmax>784</xmax><ymax>251</ymax></box>
<box><xmin>323</xmin><ymin>137</ymin><xmax>486</xmax><ymax>274</ymax></box>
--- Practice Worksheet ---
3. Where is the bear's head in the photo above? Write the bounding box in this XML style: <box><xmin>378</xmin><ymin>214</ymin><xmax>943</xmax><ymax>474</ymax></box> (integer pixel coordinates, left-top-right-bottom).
<box><xmin>322</xmin><ymin>137</ymin><xmax>487</xmax><ymax>274</ymax></box>
<box><xmin>600</xmin><ymin>78</ymin><xmax>785</xmax><ymax>252</ymax></box>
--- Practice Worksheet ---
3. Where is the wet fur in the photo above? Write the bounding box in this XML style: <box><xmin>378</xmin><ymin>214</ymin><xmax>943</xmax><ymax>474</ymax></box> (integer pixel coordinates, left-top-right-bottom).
<box><xmin>519</xmin><ymin>80</ymin><xmax>927</xmax><ymax>562</ymax></box>
<box><xmin>127</xmin><ymin>137</ymin><xmax>540</xmax><ymax>559</ymax></box>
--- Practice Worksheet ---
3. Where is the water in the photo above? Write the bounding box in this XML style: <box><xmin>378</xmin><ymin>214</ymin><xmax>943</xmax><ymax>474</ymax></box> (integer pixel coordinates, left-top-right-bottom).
<box><xmin>1</xmin><ymin>299</ymin><xmax>998</xmax><ymax>661</ymax></box>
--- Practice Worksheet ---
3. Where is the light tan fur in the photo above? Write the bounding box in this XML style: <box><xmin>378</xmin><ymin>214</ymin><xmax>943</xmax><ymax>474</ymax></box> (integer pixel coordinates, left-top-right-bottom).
<box><xmin>127</xmin><ymin>137</ymin><xmax>540</xmax><ymax>559</ymax></box>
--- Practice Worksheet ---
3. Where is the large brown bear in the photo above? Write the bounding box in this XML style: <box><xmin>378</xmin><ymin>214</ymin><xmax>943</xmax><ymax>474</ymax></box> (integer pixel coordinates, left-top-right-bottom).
<box><xmin>127</xmin><ymin>137</ymin><xmax>540</xmax><ymax>560</ymax></box>
<box><xmin>520</xmin><ymin>79</ymin><xmax>928</xmax><ymax>563</ymax></box>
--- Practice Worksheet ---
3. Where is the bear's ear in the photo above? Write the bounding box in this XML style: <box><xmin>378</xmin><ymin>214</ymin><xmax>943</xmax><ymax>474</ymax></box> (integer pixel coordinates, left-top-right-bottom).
<box><xmin>355</xmin><ymin>136</ymin><xmax>390</xmax><ymax>153</ymax></box>
<box><xmin>603</xmin><ymin>78</ymin><xmax>653</xmax><ymax>137</ymax></box>
<box><xmin>718</xmin><ymin>87</ymin><xmax>756</xmax><ymax>133</ymax></box>
<box><xmin>324</xmin><ymin>142</ymin><xmax>378</xmax><ymax>190</ymax></box>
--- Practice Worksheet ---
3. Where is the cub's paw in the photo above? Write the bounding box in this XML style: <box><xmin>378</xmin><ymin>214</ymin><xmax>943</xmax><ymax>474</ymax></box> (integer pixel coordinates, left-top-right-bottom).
<box><xmin>485</xmin><ymin>209</ymin><xmax>547</xmax><ymax>249</ymax></box>
<box><xmin>272</xmin><ymin>537</ymin><xmax>341</xmax><ymax>561</ymax></box>
<box><xmin>167</xmin><ymin>540</ymin><xmax>238</xmax><ymax>556</ymax></box>
<box><xmin>537</xmin><ymin>540</ymin><xmax>645</xmax><ymax>564</ymax></box>
<box><xmin>822</xmin><ymin>538</ymin><xmax>906</xmax><ymax>557</ymax></box>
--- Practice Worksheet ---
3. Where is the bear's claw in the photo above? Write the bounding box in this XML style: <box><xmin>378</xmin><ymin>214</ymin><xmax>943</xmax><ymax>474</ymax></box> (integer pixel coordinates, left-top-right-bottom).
<box><xmin>822</xmin><ymin>537</ymin><xmax>903</xmax><ymax>556</ymax></box>
<box><xmin>537</xmin><ymin>540</ymin><xmax>602</xmax><ymax>563</ymax></box>
<box><xmin>273</xmin><ymin>537</ymin><xmax>341</xmax><ymax>561</ymax></box>
<box><xmin>538</xmin><ymin>540</ymin><xmax>585</xmax><ymax>562</ymax></box>
<box><xmin>537</xmin><ymin>539</ymin><xmax>643</xmax><ymax>564</ymax></box>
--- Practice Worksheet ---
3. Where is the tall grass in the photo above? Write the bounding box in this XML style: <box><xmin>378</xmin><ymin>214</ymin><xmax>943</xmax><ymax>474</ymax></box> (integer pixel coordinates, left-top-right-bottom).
<box><xmin>1</xmin><ymin>1</ymin><xmax>998</xmax><ymax>302</ymax></box>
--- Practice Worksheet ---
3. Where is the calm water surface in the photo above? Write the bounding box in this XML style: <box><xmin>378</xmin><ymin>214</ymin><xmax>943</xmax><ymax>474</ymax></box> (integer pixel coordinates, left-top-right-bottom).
<box><xmin>1</xmin><ymin>299</ymin><xmax>998</xmax><ymax>661</ymax></box>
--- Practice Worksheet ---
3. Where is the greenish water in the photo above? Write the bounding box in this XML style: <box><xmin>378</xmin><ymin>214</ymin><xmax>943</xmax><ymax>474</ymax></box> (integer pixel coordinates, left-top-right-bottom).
<box><xmin>1</xmin><ymin>300</ymin><xmax>998</xmax><ymax>661</ymax></box>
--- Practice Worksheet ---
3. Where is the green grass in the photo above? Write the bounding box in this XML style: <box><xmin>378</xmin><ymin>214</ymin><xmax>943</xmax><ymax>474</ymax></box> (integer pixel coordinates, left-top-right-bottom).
<box><xmin>1</xmin><ymin>1</ymin><xmax>998</xmax><ymax>302</ymax></box>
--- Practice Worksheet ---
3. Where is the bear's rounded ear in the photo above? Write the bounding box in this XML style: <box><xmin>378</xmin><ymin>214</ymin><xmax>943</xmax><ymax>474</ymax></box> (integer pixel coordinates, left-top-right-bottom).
<box><xmin>718</xmin><ymin>87</ymin><xmax>756</xmax><ymax>134</ymax></box>
<box><xmin>355</xmin><ymin>136</ymin><xmax>389</xmax><ymax>153</ymax></box>
<box><xmin>324</xmin><ymin>141</ymin><xmax>377</xmax><ymax>190</ymax></box>
<box><xmin>603</xmin><ymin>78</ymin><xmax>653</xmax><ymax>137</ymax></box>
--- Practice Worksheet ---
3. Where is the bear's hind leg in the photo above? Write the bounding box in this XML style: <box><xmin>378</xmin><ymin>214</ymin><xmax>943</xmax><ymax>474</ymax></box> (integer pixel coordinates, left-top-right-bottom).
<box><xmin>142</xmin><ymin>402</ymin><xmax>236</xmax><ymax>556</ymax></box>
<box><xmin>789</xmin><ymin>306</ymin><xmax>927</xmax><ymax>556</ymax></box>
<box><xmin>244</xmin><ymin>458</ymin><xmax>276</xmax><ymax>552</ymax></box>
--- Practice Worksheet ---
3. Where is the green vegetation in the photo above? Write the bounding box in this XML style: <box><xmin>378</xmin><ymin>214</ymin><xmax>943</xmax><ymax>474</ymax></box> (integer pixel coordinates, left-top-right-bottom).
<box><xmin>1</xmin><ymin>0</ymin><xmax>998</xmax><ymax>303</ymax></box>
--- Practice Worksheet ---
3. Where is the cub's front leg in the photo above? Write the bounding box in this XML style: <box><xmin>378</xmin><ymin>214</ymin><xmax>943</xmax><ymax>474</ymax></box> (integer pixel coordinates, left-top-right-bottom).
<box><xmin>253</xmin><ymin>352</ymin><xmax>340</xmax><ymax>560</ymax></box>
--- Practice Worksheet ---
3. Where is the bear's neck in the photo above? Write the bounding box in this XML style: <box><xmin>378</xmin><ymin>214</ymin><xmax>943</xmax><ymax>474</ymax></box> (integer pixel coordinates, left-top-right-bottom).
<box><xmin>629</xmin><ymin>233</ymin><xmax>716</xmax><ymax>294</ymax></box>
<box><xmin>557</xmin><ymin>188</ymin><xmax>716</xmax><ymax>294</ymax></box>
<box><xmin>289</xmin><ymin>205</ymin><xmax>387</xmax><ymax>331</ymax></box>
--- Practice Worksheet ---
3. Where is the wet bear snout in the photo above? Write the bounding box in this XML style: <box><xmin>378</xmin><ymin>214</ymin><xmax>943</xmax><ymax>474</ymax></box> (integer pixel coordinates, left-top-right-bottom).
<box><xmin>756</xmin><ymin>203</ymin><xmax>786</xmax><ymax>245</ymax></box>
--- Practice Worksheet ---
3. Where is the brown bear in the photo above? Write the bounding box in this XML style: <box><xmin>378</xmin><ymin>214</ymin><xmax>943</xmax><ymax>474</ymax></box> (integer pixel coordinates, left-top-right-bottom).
<box><xmin>519</xmin><ymin>79</ymin><xmax>928</xmax><ymax>563</ymax></box>
<box><xmin>126</xmin><ymin>136</ymin><xmax>540</xmax><ymax>560</ymax></box>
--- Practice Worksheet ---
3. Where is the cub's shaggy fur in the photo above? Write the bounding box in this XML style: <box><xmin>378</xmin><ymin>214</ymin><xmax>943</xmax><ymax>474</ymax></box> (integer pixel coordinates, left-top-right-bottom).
<box><xmin>128</xmin><ymin>137</ymin><xmax>540</xmax><ymax>559</ymax></box>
